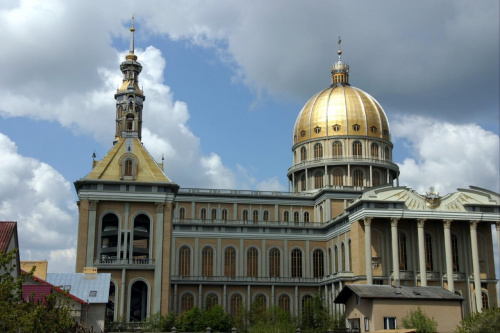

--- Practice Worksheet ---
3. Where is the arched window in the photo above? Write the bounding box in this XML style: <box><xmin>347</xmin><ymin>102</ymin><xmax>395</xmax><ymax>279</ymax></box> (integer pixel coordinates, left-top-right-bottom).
<box><xmin>371</xmin><ymin>143</ymin><xmax>379</xmax><ymax>158</ymax></box>
<box><xmin>291</xmin><ymin>249</ymin><xmax>302</xmax><ymax>278</ymax></box>
<box><xmin>300</xmin><ymin>174</ymin><xmax>306</xmax><ymax>191</ymax></box>
<box><xmin>100</xmin><ymin>213</ymin><xmax>118</xmax><ymax>261</ymax></box>
<box><xmin>314</xmin><ymin>143</ymin><xmax>323</xmax><ymax>159</ymax></box>
<box><xmin>178</xmin><ymin>246</ymin><xmax>191</xmax><ymax>276</ymax></box>
<box><xmin>180</xmin><ymin>293</ymin><xmax>194</xmax><ymax>313</ymax></box>
<box><xmin>278</xmin><ymin>294</ymin><xmax>290</xmax><ymax>313</ymax></box>
<box><xmin>129</xmin><ymin>280</ymin><xmax>148</xmax><ymax>322</ymax></box>
<box><xmin>384</xmin><ymin>146</ymin><xmax>390</xmax><ymax>160</ymax></box>
<box><xmin>332</xmin><ymin>141</ymin><xmax>343</xmax><ymax>158</ymax></box>
<box><xmin>352</xmin><ymin>141</ymin><xmax>362</xmax><ymax>157</ymax></box>
<box><xmin>254</xmin><ymin>294</ymin><xmax>267</xmax><ymax>310</ymax></box>
<box><xmin>304</xmin><ymin>212</ymin><xmax>310</xmax><ymax>223</ymax></box>
<box><xmin>313</xmin><ymin>249</ymin><xmax>324</xmax><ymax>278</ymax></box>
<box><xmin>328</xmin><ymin>248</ymin><xmax>332</xmax><ymax>275</ymax></box>
<box><xmin>211</xmin><ymin>209</ymin><xmax>217</xmax><ymax>220</ymax></box>
<box><xmin>333</xmin><ymin>169</ymin><xmax>343</xmax><ymax>186</ymax></box>
<box><xmin>263</xmin><ymin>210</ymin><xmax>269</xmax><ymax>222</ymax></box>
<box><xmin>222</xmin><ymin>209</ymin><xmax>228</xmax><ymax>221</ymax></box>
<box><xmin>179</xmin><ymin>207</ymin><xmax>186</xmax><ymax>221</ymax></box>
<box><xmin>293</xmin><ymin>212</ymin><xmax>300</xmax><ymax>223</ymax></box>
<box><xmin>300</xmin><ymin>147</ymin><xmax>307</xmax><ymax>161</ymax></box>
<box><xmin>124</xmin><ymin>159</ymin><xmax>133</xmax><ymax>176</ymax></box>
<box><xmin>353</xmin><ymin>170</ymin><xmax>363</xmax><ymax>187</ymax></box>
<box><xmin>372</xmin><ymin>171</ymin><xmax>380</xmax><ymax>187</ymax></box>
<box><xmin>225</xmin><ymin>247</ymin><xmax>236</xmax><ymax>277</ymax></box>
<box><xmin>230</xmin><ymin>294</ymin><xmax>243</xmax><ymax>317</ymax></box>
<box><xmin>242</xmin><ymin>210</ymin><xmax>248</xmax><ymax>221</ymax></box>
<box><xmin>269</xmin><ymin>248</ymin><xmax>280</xmax><ymax>277</ymax></box>
<box><xmin>205</xmin><ymin>293</ymin><xmax>218</xmax><ymax>310</ymax></box>
<box><xmin>482</xmin><ymin>291</ymin><xmax>489</xmax><ymax>309</ymax></box>
<box><xmin>201</xmin><ymin>247</ymin><xmax>213</xmax><ymax>277</ymax></box>
<box><xmin>132</xmin><ymin>214</ymin><xmax>150</xmax><ymax>261</ymax></box>
<box><xmin>451</xmin><ymin>235</ymin><xmax>460</xmax><ymax>272</ymax></box>
<box><xmin>334</xmin><ymin>245</ymin><xmax>339</xmax><ymax>273</ymax></box>
<box><xmin>247</xmin><ymin>247</ymin><xmax>258</xmax><ymax>277</ymax></box>
<box><xmin>283</xmin><ymin>211</ymin><xmax>289</xmax><ymax>222</ymax></box>
<box><xmin>301</xmin><ymin>295</ymin><xmax>313</xmax><ymax>320</ymax></box>
<box><xmin>200</xmin><ymin>208</ymin><xmax>207</xmax><ymax>221</ymax></box>
<box><xmin>314</xmin><ymin>171</ymin><xmax>323</xmax><ymax>189</ymax></box>
<box><xmin>425</xmin><ymin>233</ymin><xmax>433</xmax><ymax>271</ymax></box>
<box><xmin>348</xmin><ymin>239</ymin><xmax>352</xmax><ymax>271</ymax></box>
<box><xmin>399</xmin><ymin>232</ymin><xmax>408</xmax><ymax>271</ymax></box>
<box><xmin>341</xmin><ymin>242</ymin><xmax>345</xmax><ymax>271</ymax></box>
<box><xmin>253</xmin><ymin>210</ymin><xmax>259</xmax><ymax>222</ymax></box>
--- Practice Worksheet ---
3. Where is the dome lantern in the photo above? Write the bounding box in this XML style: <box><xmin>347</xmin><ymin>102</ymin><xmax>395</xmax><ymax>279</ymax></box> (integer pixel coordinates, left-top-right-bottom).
<box><xmin>331</xmin><ymin>37</ymin><xmax>349</xmax><ymax>85</ymax></box>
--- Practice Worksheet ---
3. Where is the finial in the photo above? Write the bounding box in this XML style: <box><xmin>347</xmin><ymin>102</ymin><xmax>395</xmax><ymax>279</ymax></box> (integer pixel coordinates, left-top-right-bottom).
<box><xmin>92</xmin><ymin>151</ymin><xmax>96</xmax><ymax>160</ymax></box>
<box><xmin>337</xmin><ymin>36</ymin><xmax>342</xmax><ymax>58</ymax></box>
<box><xmin>129</xmin><ymin>14</ymin><xmax>135</xmax><ymax>55</ymax></box>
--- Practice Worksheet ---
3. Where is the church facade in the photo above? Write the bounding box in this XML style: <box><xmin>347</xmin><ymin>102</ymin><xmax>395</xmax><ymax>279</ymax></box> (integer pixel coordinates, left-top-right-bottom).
<box><xmin>74</xmin><ymin>23</ymin><xmax>500</xmax><ymax>323</ymax></box>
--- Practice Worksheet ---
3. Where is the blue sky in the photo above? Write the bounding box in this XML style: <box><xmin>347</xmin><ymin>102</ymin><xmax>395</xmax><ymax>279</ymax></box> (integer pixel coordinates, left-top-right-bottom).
<box><xmin>0</xmin><ymin>0</ymin><xmax>498</xmax><ymax>273</ymax></box>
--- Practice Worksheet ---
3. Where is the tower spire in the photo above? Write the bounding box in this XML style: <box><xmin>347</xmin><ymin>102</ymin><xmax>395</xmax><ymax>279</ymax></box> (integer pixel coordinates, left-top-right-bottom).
<box><xmin>129</xmin><ymin>14</ymin><xmax>135</xmax><ymax>55</ymax></box>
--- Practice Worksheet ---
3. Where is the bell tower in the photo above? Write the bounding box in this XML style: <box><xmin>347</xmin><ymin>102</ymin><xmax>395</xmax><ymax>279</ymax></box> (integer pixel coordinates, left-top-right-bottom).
<box><xmin>114</xmin><ymin>15</ymin><xmax>145</xmax><ymax>144</ymax></box>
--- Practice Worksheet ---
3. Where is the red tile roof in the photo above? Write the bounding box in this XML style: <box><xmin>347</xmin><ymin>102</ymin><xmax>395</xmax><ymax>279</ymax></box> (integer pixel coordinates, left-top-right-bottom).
<box><xmin>22</xmin><ymin>284</ymin><xmax>53</xmax><ymax>303</ymax></box>
<box><xmin>21</xmin><ymin>270</ymin><xmax>86</xmax><ymax>304</ymax></box>
<box><xmin>0</xmin><ymin>221</ymin><xmax>17</xmax><ymax>252</ymax></box>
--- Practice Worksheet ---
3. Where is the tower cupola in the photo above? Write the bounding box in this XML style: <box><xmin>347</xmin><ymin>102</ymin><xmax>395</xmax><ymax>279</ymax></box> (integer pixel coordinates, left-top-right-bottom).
<box><xmin>114</xmin><ymin>15</ymin><xmax>145</xmax><ymax>144</ymax></box>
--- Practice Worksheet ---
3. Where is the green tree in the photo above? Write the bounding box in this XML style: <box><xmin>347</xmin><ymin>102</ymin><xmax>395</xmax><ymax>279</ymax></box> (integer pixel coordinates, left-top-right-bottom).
<box><xmin>300</xmin><ymin>294</ymin><xmax>343</xmax><ymax>333</ymax></box>
<box><xmin>402</xmin><ymin>307</ymin><xmax>437</xmax><ymax>333</ymax></box>
<box><xmin>247</xmin><ymin>306</ymin><xmax>297</xmax><ymax>333</ymax></box>
<box><xmin>455</xmin><ymin>307</ymin><xmax>500</xmax><ymax>333</ymax></box>
<box><xmin>0</xmin><ymin>249</ymin><xmax>77</xmax><ymax>333</ymax></box>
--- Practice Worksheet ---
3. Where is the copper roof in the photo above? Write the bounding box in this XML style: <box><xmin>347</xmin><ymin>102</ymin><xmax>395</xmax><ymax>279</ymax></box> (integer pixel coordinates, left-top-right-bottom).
<box><xmin>0</xmin><ymin>221</ymin><xmax>17</xmax><ymax>252</ymax></box>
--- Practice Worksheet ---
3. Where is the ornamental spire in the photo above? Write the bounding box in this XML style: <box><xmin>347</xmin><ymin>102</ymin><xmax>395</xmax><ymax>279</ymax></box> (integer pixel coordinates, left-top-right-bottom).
<box><xmin>337</xmin><ymin>36</ymin><xmax>342</xmax><ymax>59</ymax></box>
<box><xmin>331</xmin><ymin>36</ymin><xmax>349</xmax><ymax>86</ymax></box>
<box><xmin>129</xmin><ymin>14</ymin><xmax>135</xmax><ymax>55</ymax></box>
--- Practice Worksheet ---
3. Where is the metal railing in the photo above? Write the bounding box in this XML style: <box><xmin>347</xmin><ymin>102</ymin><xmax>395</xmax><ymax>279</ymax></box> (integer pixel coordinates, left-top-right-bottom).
<box><xmin>94</xmin><ymin>258</ymin><xmax>155</xmax><ymax>265</ymax></box>
<box><xmin>173</xmin><ymin>218</ymin><xmax>326</xmax><ymax>228</ymax></box>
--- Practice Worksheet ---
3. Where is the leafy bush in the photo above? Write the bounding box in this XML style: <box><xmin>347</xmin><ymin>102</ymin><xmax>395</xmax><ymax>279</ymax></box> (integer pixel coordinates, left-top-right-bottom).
<box><xmin>402</xmin><ymin>307</ymin><xmax>437</xmax><ymax>333</ymax></box>
<box><xmin>455</xmin><ymin>307</ymin><xmax>500</xmax><ymax>333</ymax></box>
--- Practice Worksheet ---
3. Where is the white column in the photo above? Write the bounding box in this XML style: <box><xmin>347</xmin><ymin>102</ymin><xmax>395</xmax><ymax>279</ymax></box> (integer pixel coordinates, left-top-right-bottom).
<box><xmin>417</xmin><ymin>219</ymin><xmax>427</xmax><ymax>286</ymax></box>
<box><xmin>496</xmin><ymin>222</ymin><xmax>500</xmax><ymax>307</ymax></box>
<box><xmin>86</xmin><ymin>200</ymin><xmax>97</xmax><ymax>267</ymax></box>
<box><xmin>443</xmin><ymin>220</ymin><xmax>454</xmax><ymax>292</ymax></box>
<box><xmin>364</xmin><ymin>218</ymin><xmax>373</xmax><ymax>284</ymax></box>
<box><xmin>369</xmin><ymin>165</ymin><xmax>373</xmax><ymax>187</ymax></box>
<box><xmin>391</xmin><ymin>218</ymin><xmax>400</xmax><ymax>285</ymax></box>
<box><xmin>470</xmin><ymin>221</ymin><xmax>482</xmax><ymax>312</ymax></box>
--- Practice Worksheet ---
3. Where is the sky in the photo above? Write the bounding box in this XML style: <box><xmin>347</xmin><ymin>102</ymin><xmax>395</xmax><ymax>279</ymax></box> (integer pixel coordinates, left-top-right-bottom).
<box><xmin>0</xmin><ymin>0</ymin><xmax>498</xmax><ymax>274</ymax></box>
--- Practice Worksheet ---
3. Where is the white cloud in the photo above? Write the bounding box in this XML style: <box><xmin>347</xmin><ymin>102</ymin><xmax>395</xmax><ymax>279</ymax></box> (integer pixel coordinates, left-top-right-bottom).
<box><xmin>392</xmin><ymin>116</ymin><xmax>500</xmax><ymax>194</ymax></box>
<box><xmin>0</xmin><ymin>133</ymin><xmax>77</xmax><ymax>273</ymax></box>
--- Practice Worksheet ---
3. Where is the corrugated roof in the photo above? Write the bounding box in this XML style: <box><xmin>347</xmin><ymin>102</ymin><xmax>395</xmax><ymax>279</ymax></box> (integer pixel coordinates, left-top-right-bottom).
<box><xmin>0</xmin><ymin>221</ymin><xmax>17</xmax><ymax>252</ymax></box>
<box><xmin>46</xmin><ymin>273</ymin><xmax>111</xmax><ymax>304</ymax></box>
<box><xmin>334</xmin><ymin>285</ymin><xmax>463</xmax><ymax>304</ymax></box>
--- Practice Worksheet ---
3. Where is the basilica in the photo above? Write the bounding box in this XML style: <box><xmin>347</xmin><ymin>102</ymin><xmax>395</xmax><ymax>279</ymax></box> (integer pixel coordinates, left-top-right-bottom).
<box><xmin>74</xmin><ymin>21</ymin><xmax>500</xmax><ymax>324</ymax></box>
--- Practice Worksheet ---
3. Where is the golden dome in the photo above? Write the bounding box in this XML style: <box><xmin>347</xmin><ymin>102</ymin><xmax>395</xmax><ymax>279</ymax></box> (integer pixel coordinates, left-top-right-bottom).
<box><xmin>293</xmin><ymin>85</ymin><xmax>391</xmax><ymax>145</ymax></box>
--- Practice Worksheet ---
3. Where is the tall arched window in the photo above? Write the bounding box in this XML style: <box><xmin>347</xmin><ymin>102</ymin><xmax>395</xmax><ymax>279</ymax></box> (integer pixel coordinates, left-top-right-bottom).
<box><xmin>293</xmin><ymin>212</ymin><xmax>300</xmax><ymax>223</ymax></box>
<box><xmin>333</xmin><ymin>169</ymin><xmax>343</xmax><ymax>186</ymax></box>
<box><xmin>263</xmin><ymin>210</ymin><xmax>269</xmax><ymax>222</ymax></box>
<box><xmin>178</xmin><ymin>246</ymin><xmax>191</xmax><ymax>276</ymax></box>
<box><xmin>482</xmin><ymin>291</ymin><xmax>489</xmax><ymax>309</ymax></box>
<box><xmin>124</xmin><ymin>159</ymin><xmax>133</xmax><ymax>176</ymax></box>
<box><xmin>384</xmin><ymin>146</ymin><xmax>390</xmax><ymax>160</ymax></box>
<box><xmin>353</xmin><ymin>170</ymin><xmax>363</xmax><ymax>187</ymax></box>
<box><xmin>242</xmin><ymin>210</ymin><xmax>248</xmax><ymax>221</ymax></box>
<box><xmin>399</xmin><ymin>232</ymin><xmax>408</xmax><ymax>271</ymax></box>
<box><xmin>278</xmin><ymin>294</ymin><xmax>290</xmax><ymax>313</ymax></box>
<box><xmin>180</xmin><ymin>293</ymin><xmax>194</xmax><ymax>313</ymax></box>
<box><xmin>283</xmin><ymin>211</ymin><xmax>289</xmax><ymax>222</ymax></box>
<box><xmin>301</xmin><ymin>295</ymin><xmax>313</xmax><ymax>320</ymax></box>
<box><xmin>353</xmin><ymin>141</ymin><xmax>362</xmax><ymax>158</ymax></box>
<box><xmin>348</xmin><ymin>239</ymin><xmax>352</xmax><ymax>271</ymax></box>
<box><xmin>253</xmin><ymin>210</ymin><xmax>259</xmax><ymax>222</ymax></box>
<box><xmin>332</xmin><ymin>141</ymin><xmax>343</xmax><ymax>158</ymax></box>
<box><xmin>341</xmin><ymin>242</ymin><xmax>345</xmax><ymax>271</ymax></box>
<box><xmin>201</xmin><ymin>247</ymin><xmax>214</xmax><ymax>277</ymax></box>
<box><xmin>269</xmin><ymin>248</ymin><xmax>280</xmax><ymax>277</ymax></box>
<box><xmin>334</xmin><ymin>245</ymin><xmax>339</xmax><ymax>273</ymax></box>
<box><xmin>300</xmin><ymin>147</ymin><xmax>307</xmax><ymax>161</ymax></box>
<box><xmin>222</xmin><ymin>209</ymin><xmax>228</xmax><ymax>221</ymax></box>
<box><xmin>425</xmin><ymin>233</ymin><xmax>433</xmax><ymax>271</ymax></box>
<box><xmin>314</xmin><ymin>171</ymin><xmax>323</xmax><ymax>189</ymax></box>
<box><xmin>451</xmin><ymin>235</ymin><xmax>460</xmax><ymax>272</ymax></box>
<box><xmin>205</xmin><ymin>293</ymin><xmax>218</xmax><ymax>310</ymax></box>
<box><xmin>247</xmin><ymin>247</ymin><xmax>258</xmax><ymax>277</ymax></box>
<box><xmin>314</xmin><ymin>143</ymin><xmax>323</xmax><ymax>159</ymax></box>
<box><xmin>372</xmin><ymin>171</ymin><xmax>380</xmax><ymax>187</ymax></box>
<box><xmin>371</xmin><ymin>143</ymin><xmax>379</xmax><ymax>158</ymax></box>
<box><xmin>304</xmin><ymin>212</ymin><xmax>310</xmax><ymax>223</ymax></box>
<box><xmin>225</xmin><ymin>247</ymin><xmax>236</xmax><ymax>277</ymax></box>
<box><xmin>313</xmin><ymin>249</ymin><xmax>324</xmax><ymax>278</ymax></box>
<box><xmin>254</xmin><ymin>294</ymin><xmax>267</xmax><ymax>310</ymax></box>
<box><xmin>328</xmin><ymin>248</ymin><xmax>332</xmax><ymax>275</ymax></box>
<box><xmin>200</xmin><ymin>208</ymin><xmax>207</xmax><ymax>221</ymax></box>
<box><xmin>230</xmin><ymin>294</ymin><xmax>243</xmax><ymax>317</ymax></box>
<box><xmin>291</xmin><ymin>249</ymin><xmax>302</xmax><ymax>278</ymax></box>
<box><xmin>211</xmin><ymin>209</ymin><xmax>217</xmax><ymax>220</ymax></box>
<box><xmin>179</xmin><ymin>207</ymin><xmax>186</xmax><ymax>221</ymax></box>
<box><xmin>300</xmin><ymin>174</ymin><xmax>306</xmax><ymax>191</ymax></box>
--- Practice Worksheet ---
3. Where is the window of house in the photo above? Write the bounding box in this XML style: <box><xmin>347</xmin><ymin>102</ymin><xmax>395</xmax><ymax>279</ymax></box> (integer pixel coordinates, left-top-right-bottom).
<box><xmin>242</xmin><ymin>210</ymin><xmax>248</xmax><ymax>221</ymax></box>
<box><xmin>364</xmin><ymin>317</ymin><xmax>370</xmax><ymax>331</ymax></box>
<box><xmin>352</xmin><ymin>124</ymin><xmax>360</xmax><ymax>131</ymax></box>
<box><xmin>230</xmin><ymin>294</ymin><xmax>243</xmax><ymax>317</ymax></box>
<box><xmin>89</xmin><ymin>291</ymin><xmax>97</xmax><ymax>297</ymax></box>
<box><xmin>247</xmin><ymin>247</ymin><xmax>258</xmax><ymax>277</ymax></box>
<box><xmin>294</xmin><ymin>212</ymin><xmax>300</xmax><ymax>223</ymax></box>
<box><xmin>180</xmin><ymin>293</ymin><xmax>194</xmax><ymax>313</ymax></box>
<box><xmin>200</xmin><ymin>208</ymin><xmax>207</xmax><ymax>220</ymax></box>
<box><xmin>124</xmin><ymin>159</ymin><xmax>133</xmax><ymax>176</ymax></box>
<box><xmin>253</xmin><ymin>210</ymin><xmax>259</xmax><ymax>222</ymax></box>
<box><xmin>372</xmin><ymin>171</ymin><xmax>380</xmax><ymax>187</ymax></box>
<box><xmin>370</xmin><ymin>126</ymin><xmax>377</xmax><ymax>133</ymax></box>
<box><xmin>314</xmin><ymin>126</ymin><xmax>321</xmax><ymax>134</ymax></box>
<box><xmin>202</xmin><ymin>247</ymin><xmax>213</xmax><ymax>277</ymax></box>
<box><xmin>304</xmin><ymin>212</ymin><xmax>310</xmax><ymax>223</ymax></box>
<box><xmin>263</xmin><ymin>210</ymin><xmax>269</xmax><ymax>222</ymax></box>
<box><xmin>205</xmin><ymin>293</ymin><xmax>218</xmax><ymax>311</ymax></box>
<box><xmin>300</xmin><ymin>174</ymin><xmax>306</xmax><ymax>191</ymax></box>
<box><xmin>300</xmin><ymin>147</ymin><xmax>307</xmax><ymax>161</ymax></box>
<box><xmin>222</xmin><ymin>209</ymin><xmax>228</xmax><ymax>221</ymax></box>
<box><xmin>353</xmin><ymin>141</ymin><xmax>362</xmax><ymax>157</ymax></box>
<box><xmin>313</xmin><ymin>249</ymin><xmax>324</xmax><ymax>277</ymax></box>
<box><xmin>314</xmin><ymin>171</ymin><xmax>323</xmax><ymax>189</ymax></box>
<box><xmin>269</xmin><ymin>248</ymin><xmax>280</xmax><ymax>277</ymax></box>
<box><xmin>291</xmin><ymin>249</ymin><xmax>302</xmax><ymax>278</ymax></box>
<box><xmin>371</xmin><ymin>143</ymin><xmax>379</xmax><ymax>158</ymax></box>
<box><xmin>399</xmin><ymin>232</ymin><xmax>408</xmax><ymax>270</ymax></box>
<box><xmin>353</xmin><ymin>170</ymin><xmax>363</xmax><ymax>187</ymax></box>
<box><xmin>384</xmin><ymin>146</ymin><xmax>390</xmax><ymax>160</ymax></box>
<box><xmin>254</xmin><ymin>294</ymin><xmax>266</xmax><ymax>310</ymax></box>
<box><xmin>283</xmin><ymin>211</ymin><xmax>289</xmax><ymax>222</ymax></box>
<box><xmin>425</xmin><ymin>233</ymin><xmax>433</xmax><ymax>271</ymax></box>
<box><xmin>211</xmin><ymin>208</ymin><xmax>217</xmax><ymax>220</ymax></box>
<box><xmin>179</xmin><ymin>207</ymin><xmax>186</xmax><ymax>221</ymax></box>
<box><xmin>482</xmin><ymin>291</ymin><xmax>489</xmax><ymax>309</ymax></box>
<box><xmin>178</xmin><ymin>246</ymin><xmax>191</xmax><ymax>276</ymax></box>
<box><xmin>333</xmin><ymin>168</ymin><xmax>343</xmax><ymax>186</ymax></box>
<box><xmin>278</xmin><ymin>294</ymin><xmax>290</xmax><ymax>313</ymax></box>
<box><xmin>384</xmin><ymin>317</ymin><xmax>397</xmax><ymax>330</ymax></box>
<box><xmin>332</xmin><ymin>124</ymin><xmax>341</xmax><ymax>132</ymax></box>
<box><xmin>224</xmin><ymin>247</ymin><xmax>236</xmax><ymax>277</ymax></box>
